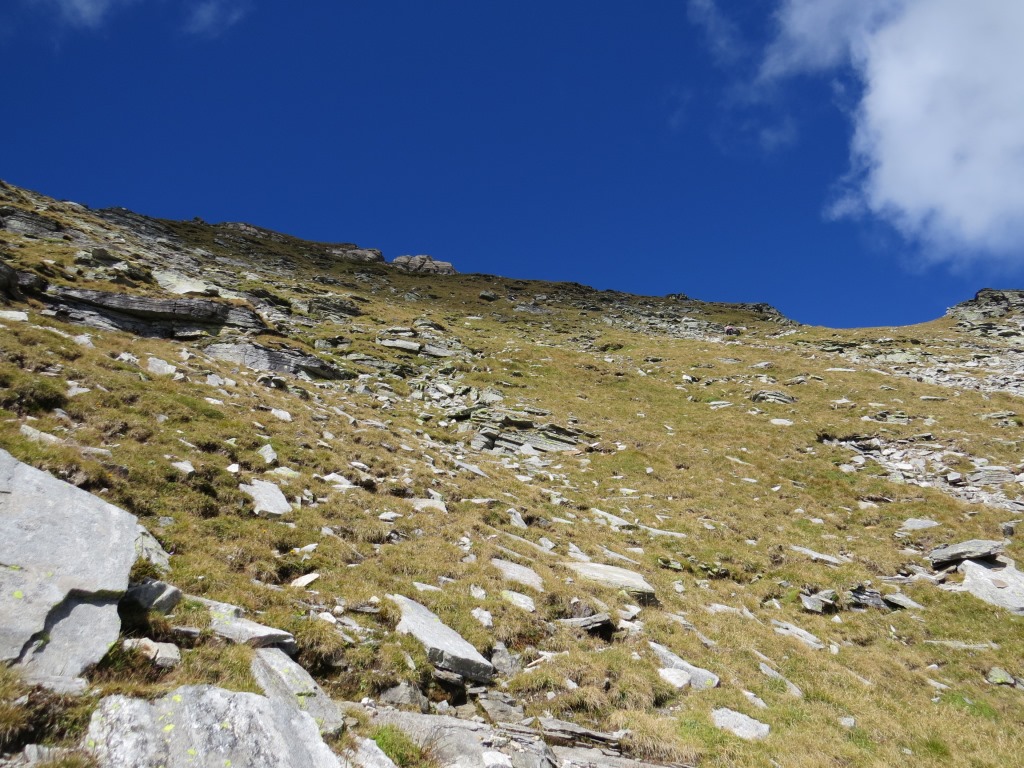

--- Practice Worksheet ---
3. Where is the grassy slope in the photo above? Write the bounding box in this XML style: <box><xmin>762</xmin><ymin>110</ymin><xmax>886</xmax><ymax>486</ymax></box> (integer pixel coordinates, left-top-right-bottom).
<box><xmin>1</xmin><ymin>180</ymin><xmax>1023</xmax><ymax>767</ymax></box>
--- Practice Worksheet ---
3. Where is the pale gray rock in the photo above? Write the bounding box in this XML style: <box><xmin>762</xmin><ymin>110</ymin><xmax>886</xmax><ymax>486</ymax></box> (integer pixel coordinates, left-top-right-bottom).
<box><xmin>392</xmin><ymin>255</ymin><xmax>457</xmax><ymax>275</ymax></box>
<box><xmin>0</xmin><ymin>449</ymin><xmax>138</xmax><ymax>689</ymax></box>
<box><xmin>947</xmin><ymin>558</ymin><xmax>1024</xmax><ymax>614</ymax></box>
<box><xmin>501</xmin><ymin>590</ymin><xmax>536</xmax><ymax>612</ymax></box>
<box><xmin>251</xmin><ymin>647</ymin><xmax>344</xmax><ymax>734</ymax></box>
<box><xmin>563</xmin><ymin>562</ymin><xmax>656</xmax><ymax>603</ymax></box>
<box><xmin>758</xmin><ymin>662</ymin><xmax>802</xmax><ymax>697</ymax></box>
<box><xmin>491</xmin><ymin>558</ymin><xmax>544</xmax><ymax>591</ymax></box>
<box><xmin>789</xmin><ymin>545</ymin><xmax>850</xmax><ymax>566</ymax></box>
<box><xmin>900</xmin><ymin>518</ymin><xmax>940</xmax><ymax>532</ymax></box>
<box><xmin>123</xmin><ymin>638</ymin><xmax>181</xmax><ymax>669</ymax></box>
<box><xmin>378</xmin><ymin>338</ymin><xmax>422</xmax><ymax>353</ymax></box>
<box><xmin>378</xmin><ymin>681</ymin><xmax>430</xmax><ymax>713</ymax></box>
<box><xmin>350</xmin><ymin>737</ymin><xmax>400</xmax><ymax>768</ymax></box>
<box><xmin>711</xmin><ymin>708</ymin><xmax>770</xmax><ymax>740</ymax></box>
<box><xmin>85</xmin><ymin>685</ymin><xmax>343</xmax><ymax>768</ymax></box>
<box><xmin>123</xmin><ymin>580</ymin><xmax>182</xmax><ymax>615</ymax></box>
<box><xmin>206</xmin><ymin>341</ymin><xmax>353</xmax><ymax>380</ymax></box>
<box><xmin>146</xmin><ymin>357</ymin><xmax>176</xmax><ymax>376</ymax></box>
<box><xmin>388</xmin><ymin>594</ymin><xmax>495</xmax><ymax>682</ymax></box>
<box><xmin>771</xmin><ymin>620</ymin><xmax>825</xmax><ymax>650</ymax></box>
<box><xmin>239</xmin><ymin>479</ymin><xmax>292</xmax><ymax>516</ymax></box>
<box><xmin>929</xmin><ymin>540</ymin><xmax>1005</xmax><ymax>567</ymax></box>
<box><xmin>194</xmin><ymin>596</ymin><xmax>297</xmax><ymax>648</ymax></box>
<box><xmin>258</xmin><ymin>443</ymin><xmax>279</xmax><ymax>465</ymax></box>
<box><xmin>648</xmin><ymin>641</ymin><xmax>719</xmax><ymax>690</ymax></box>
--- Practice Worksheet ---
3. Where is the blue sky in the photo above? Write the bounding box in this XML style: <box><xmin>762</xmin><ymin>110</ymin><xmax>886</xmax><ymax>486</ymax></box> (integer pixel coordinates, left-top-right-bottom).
<box><xmin>3</xmin><ymin>1</ymin><xmax>1024</xmax><ymax>327</ymax></box>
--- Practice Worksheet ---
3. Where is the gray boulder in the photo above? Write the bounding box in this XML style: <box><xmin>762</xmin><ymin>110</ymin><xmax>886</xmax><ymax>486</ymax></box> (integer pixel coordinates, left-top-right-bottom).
<box><xmin>711</xmin><ymin>708</ymin><xmax>770</xmax><ymax>740</ymax></box>
<box><xmin>387</xmin><ymin>595</ymin><xmax>495</xmax><ymax>683</ymax></box>
<box><xmin>929</xmin><ymin>540</ymin><xmax>1005</xmax><ymax>567</ymax></box>
<box><xmin>563</xmin><ymin>562</ymin><xmax>657</xmax><ymax>603</ymax></box>
<box><xmin>648</xmin><ymin>641</ymin><xmax>719</xmax><ymax>690</ymax></box>
<box><xmin>206</xmin><ymin>341</ymin><xmax>354</xmax><ymax>380</ymax></box>
<box><xmin>85</xmin><ymin>685</ymin><xmax>343</xmax><ymax>768</ymax></box>
<box><xmin>251</xmin><ymin>647</ymin><xmax>344</xmax><ymax>734</ymax></box>
<box><xmin>0</xmin><ymin>449</ymin><xmax>138</xmax><ymax>689</ymax></box>
<box><xmin>947</xmin><ymin>558</ymin><xmax>1024</xmax><ymax>614</ymax></box>
<box><xmin>239</xmin><ymin>479</ymin><xmax>293</xmax><ymax>516</ymax></box>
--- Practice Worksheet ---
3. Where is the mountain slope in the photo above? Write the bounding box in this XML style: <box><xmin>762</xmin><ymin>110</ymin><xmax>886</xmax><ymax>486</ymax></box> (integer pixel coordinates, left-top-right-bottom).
<box><xmin>1</xmin><ymin>180</ymin><xmax>1023</xmax><ymax>768</ymax></box>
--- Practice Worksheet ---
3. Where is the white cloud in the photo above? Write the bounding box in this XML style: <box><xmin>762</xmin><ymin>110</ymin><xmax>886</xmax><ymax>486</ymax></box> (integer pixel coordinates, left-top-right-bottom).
<box><xmin>763</xmin><ymin>0</ymin><xmax>1024</xmax><ymax>266</ymax></box>
<box><xmin>184</xmin><ymin>0</ymin><xmax>247</xmax><ymax>37</ymax></box>
<box><xmin>687</xmin><ymin>0</ymin><xmax>744</xmax><ymax>66</ymax></box>
<box><xmin>33</xmin><ymin>0</ymin><xmax>134</xmax><ymax>27</ymax></box>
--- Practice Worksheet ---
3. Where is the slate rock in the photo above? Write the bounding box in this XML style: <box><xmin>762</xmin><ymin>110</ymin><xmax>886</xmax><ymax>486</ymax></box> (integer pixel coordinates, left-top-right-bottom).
<box><xmin>122</xmin><ymin>579</ymin><xmax>183</xmax><ymax>615</ymax></box>
<box><xmin>929</xmin><ymin>540</ymin><xmax>1005</xmax><ymax>567</ymax></box>
<box><xmin>206</xmin><ymin>341</ymin><xmax>353</xmax><ymax>380</ymax></box>
<box><xmin>0</xmin><ymin>449</ymin><xmax>138</xmax><ymax>689</ymax></box>
<box><xmin>240</xmin><ymin>479</ymin><xmax>293</xmax><ymax>516</ymax></box>
<box><xmin>563</xmin><ymin>562</ymin><xmax>657</xmax><ymax>603</ymax></box>
<box><xmin>251</xmin><ymin>646</ymin><xmax>344</xmax><ymax>734</ymax></box>
<box><xmin>648</xmin><ymin>641</ymin><xmax>719</xmax><ymax>690</ymax></box>
<box><xmin>388</xmin><ymin>594</ymin><xmax>495</xmax><ymax>683</ymax></box>
<box><xmin>194</xmin><ymin>596</ymin><xmax>297</xmax><ymax>649</ymax></box>
<box><xmin>85</xmin><ymin>685</ymin><xmax>343</xmax><ymax>768</ymax></box>
<box><xmin>491</xmin><ymin>558</ymin><xmax>545</xmax><ymax>591</ymax></box>
<box><xmin>949</xmin><ymin>558</ymin><xmax>1024</xmax><ymax>614</ymax></box>
<box><xmin>378</xmin><ymin>681</ymin><xmax>430</xmax><ymax>714</ymax></box>
<box><xmin>711</xmin><ymin>708</ymin><xmax>770</xmax><ymax>740</ymax></box>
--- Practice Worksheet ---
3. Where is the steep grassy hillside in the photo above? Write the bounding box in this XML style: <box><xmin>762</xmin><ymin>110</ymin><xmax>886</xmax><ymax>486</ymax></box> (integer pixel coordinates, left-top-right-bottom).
<box><xmin>2</xmin><ymin>180</ymin><xmax>1023</xmax><ymax>768</ymax></box>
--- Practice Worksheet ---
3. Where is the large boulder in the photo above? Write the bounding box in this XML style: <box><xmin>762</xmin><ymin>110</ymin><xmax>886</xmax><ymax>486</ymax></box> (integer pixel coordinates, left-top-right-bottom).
<box><xmin>387</xmin><ymin>595</ymin><xmax>495</xmax><ymax>683</ymax></box>
<box><xmin>0</xmin><ymin>449</ymin><xmax>139</xmax><ymax>690</ymax></box>
<box><xmin>85</xmin><ymin>685</ymin><xmax>343</xmax><ymax>768</ymax></box>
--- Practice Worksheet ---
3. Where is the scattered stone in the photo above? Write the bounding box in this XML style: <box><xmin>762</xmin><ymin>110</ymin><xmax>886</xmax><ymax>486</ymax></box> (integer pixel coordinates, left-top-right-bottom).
<box><xmin>146</xmin><ymin>357</ymin><xmax>177</xmax><ymax>376</ymax></box>
<box><xmin>711</xmin><ymin>708</ymin><xmax>770</xmax><ymax>740</ymax></box>
<box><xmin>986</xmin><ymin>667</ymin><xmax>1016</xmax><ymax>686</ymax></box>
<box><xmin>563</xmin><ymin>562</ymin><xmax>657</xmax><ymax>603</ymax></box>
<box><xmin>379</xmin><ymin>681</ymin><xmax>430</xmax><ymax>714</ymax></box>
<box><xmin>240</xmin><ymin>479</ymin><xmax>293</xmax><ymax>516</ymax></box>
<box><xmin>928</xmin><ymin>540</ymin><xmax>1005</xmax><ymax>568</ymax></box>
<box><xmin>771</xmin><ymin>620</ymin><xmax>825</xmax><ymax>650</ymax></box>
<box><xmin>947</xmin><ymin>558</ymin><xmax>1024</xmax><ymax>614</ymax></box>
<box><xmin>501</xmin><ymin>590</ymin><xmax>536</xmax><ymax>612</ymax></box>
<box><xmin>123</xmin><ymin>637</ymin><xmax>181</xmax><ymax>669</ymax></box>
<box><xmin>491</xmin><ymin>558</ymin><xmax>544</xmax><ymax>591</ymax></box>
<box><xmin>387</xmin><ymin>594</ymin><xmax>495</xmax><ymax>682</ymax></box>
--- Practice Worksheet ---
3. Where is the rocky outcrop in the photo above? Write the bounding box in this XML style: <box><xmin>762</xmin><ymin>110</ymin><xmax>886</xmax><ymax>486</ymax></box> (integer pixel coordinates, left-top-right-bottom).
<box><xmin>49</xmin><ymin>288</ymin><xmax>267</xmax><ymax>338</ymax></box>
<box><xmin>0</xmin><ymin>206</ymin><xmax>63</xmax><ymax>237</ymax></box>
<box><xmin>392</xmin><ymin>255</ymin><xmax>457</xmax><ymax>275</ymax></box>
<box><xmin>251</xmin><ymin>647</ymin><xmax>345</xmax><ymax>735</ymax></box>
<box><xmin>0</xmin><ymin>449</ymin><xmax>139</xmax><ymax>691</ymax></box>
<box><xmin>85</xmin><ymin>685</ymin><xmax>344</xmax><ymax>768</ymax></box>
<box><xmin>205</xmin><ymin>341</ymin><xmax>354</xmax><ymax>380</ymax></box>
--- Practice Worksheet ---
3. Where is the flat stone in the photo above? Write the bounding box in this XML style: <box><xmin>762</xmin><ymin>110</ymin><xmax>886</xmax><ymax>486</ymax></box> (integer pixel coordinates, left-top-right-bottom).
<box><xmin>929</xmin><ymin>540</ymin><xmax>1005</xmax><ymax>567</ymax></box>
<box><xmin>771</xmin><ymin>620</ymin><xmax>825</xmax><ymax>650</ymax></box>
<box><xmin>196</xmin><ymin>596</ymin><xmax>297</xmax><ymax>648</ymax></box>
<box><xmin>0</xmin><ymin>449</ymin><xmax>139</xmax><ymax>689</ymax></box>
<box><xmin>258</xmin><ymin>443</ymin><xmax>279</xmax><ymax>465</ymax></box>
<box><xmin>648</xmin><ymin>641</ymin><xmax>719</xmax><ymax>690</ymax></box>
<box><xmin>146</xmin><ymin>357</ymin><xmax>177</xmax><ymax>376</ymax></box>
<box><xmin>291</xmin><ymin>573</ymin><xmax>320</xmax><ymax>589</ymax></box>
<box><xmin>387</xmin><ymin>594</ymin><xmax>495</xmax><ymax>682</ymax></box>
<box><xmin>563</xmin><ymin>562</ymin><xmax>656</xmax><ymax>603</ymax></box>
<box><xmin>0</xmin><ymin>310</ymin><xmax>28</xmax><ymax>322</ymax></box>
<box><xmin>123</xmin><ymin>637</ymin><xmax>181</xmax><ymax>669</ymax></box>
<box><xmin>491</xmin><ymin>558</ymin><xmax>545</xmax><ymax>591</ymax></box>
<box><xmin>900</xmin><ymin>518</ymin><xmax>940</xmax><ymax>532</ymax></box>
<box><xmin>501</xmin><ymin>590</ymin><xmax>536</xmax><ymax>612</ymax></box>
<box><xmin>251</xmin><ymin>647</ymin><xmax>344</xmax><ymax>734</ymax></box>
<box><xmin>240</xmin><ymin>479</ymin><xmax>292</xmax><ymax>516</ymax></box>
<box><xmin>758</xmin><ymin>662</ymin><xmax>802</xmax><ymax>697</ymax></box>
<box><xmin>711</xmin><ymin>708</ymin><xmax>770</xmax><ymax>740</ymax></box>
<box><xmin>85</xmin><ymin>685</ymin><xmax>343</xmax><ymax>767</ymax></box>
<box><xmin>378</xmin><ymin>681</ymin><xmax>430</xmax><ymax>713</ymax></box>
<box><xmin>477</xmin><ymin>695</ymin><xmax>525</xmax><ymax>724</ymax></box>
<box><xmin>948</xmin><ymin>558</ymin><xmax>1024</xmax><ymax>614</ymax></box>
<box><xmin>657</xmin><ymin>667</ymin><xmax>691</xmax><ymax>688</ymax></box>
<box><xmin>790</xmin><ymin>545</ymin><xmax>850</xmax><ymax>566</ymax></box>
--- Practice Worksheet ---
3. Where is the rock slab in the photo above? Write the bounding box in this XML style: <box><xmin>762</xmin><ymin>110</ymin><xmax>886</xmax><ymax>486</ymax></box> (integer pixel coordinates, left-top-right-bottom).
<box><xmin>0</xmin><ymin>449</ymin><xmax>139</xmax><ymax>688</ymax></box>
<box><xmin>85</xmin><ymin>685</ymin><xmax>343</xmax><ymax>768</ymax></box>
<box><xmin>388</xmin><ymin>594</ymin><xmax>495</xmax><ymax>683</ymax></box>
<box><xmin>251</xmin><ymin>647</ymin><xmax>344</xmax><ymax>735</ymax></box>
